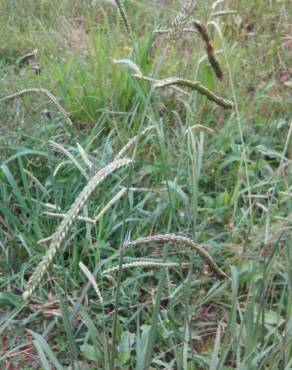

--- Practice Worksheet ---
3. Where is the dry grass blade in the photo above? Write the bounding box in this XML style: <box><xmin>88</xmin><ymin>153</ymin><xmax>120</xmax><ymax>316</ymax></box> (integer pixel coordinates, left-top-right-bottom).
<box><xmin>37</xmin><ymin>234</ymin><xmax>56</xmax><ymax>245</ymax></box>
<box><xmin>154</xmin><ymin>77</ymin><xmax>233</xmax><ymax>109</ymax></box>
<box><xmin>127</xmin><ymin>234</ymin><xmax>227</xmax><ymax>279</ymax></box>
<box><xmin>193</xmin><ymin>20</ymin><xmax>223</xmax><ymax>80</ymax></box>
<box><xmin>170</xmin><ymin>0</ymin><xmax>198</xmax><ymax>38</ymax></box>
<box><xmin>22</xmin><ymin>157</ymin><xmax>132</xmax><ymax>300</ymax></box>
<box><xmin>0</xmin><ymin>87</ymin><xmax>73</xmax><ymax>126</ymax></box>
<box><xmin>211</xmin><ymin>10</ymin><xmax>237</xmax><ymax>18</ymax></box>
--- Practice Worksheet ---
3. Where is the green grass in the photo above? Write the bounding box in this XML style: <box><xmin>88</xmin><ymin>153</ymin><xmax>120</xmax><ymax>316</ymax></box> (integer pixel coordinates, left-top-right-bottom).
<box><xmin>0</xmin><ymin>0</ymin><xmax>291</xmax><ymax>369</ymax></box>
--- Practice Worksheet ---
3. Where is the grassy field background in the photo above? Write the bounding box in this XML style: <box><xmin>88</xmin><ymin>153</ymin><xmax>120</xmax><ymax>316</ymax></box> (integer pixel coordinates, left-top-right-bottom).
<box><xmin>0</xmin><ymin>0</ymin><xmax>291</xmax><ymax>369</ymax></box>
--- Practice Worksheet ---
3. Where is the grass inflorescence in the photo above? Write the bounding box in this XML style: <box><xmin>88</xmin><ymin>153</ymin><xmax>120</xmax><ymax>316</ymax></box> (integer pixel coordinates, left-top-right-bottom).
<box><xmin>170</xmin><ymin>0</ymin><xmax>198</xmax><ymax>39</ymax></box>
<box><xmin>22</xmin><ymin>157</ymin><xmax>132</xmax><ymax>300</ymax></box>
<box><xmin>193</xmin><ymin>20</ymin><xmax>223</xmax><ymax>80</ymax></box>
<box><xmin>127</xmin><ymin>234</ymin><xmax>227</xmax><ymax>279</ymax></box>
<box><xmin>154</xmin><ymin>77</ymin><xmax>233</xmax><ymax>109</ymax></box>
<box><xmin>113</xmin><ymin>0</ymin><xmax>132</xmax><ymax>37</ymax></box>
<box><xmin>0</xmin><ymin>87</ymin><xmax>73</xmax><ymax>127</ymax></box>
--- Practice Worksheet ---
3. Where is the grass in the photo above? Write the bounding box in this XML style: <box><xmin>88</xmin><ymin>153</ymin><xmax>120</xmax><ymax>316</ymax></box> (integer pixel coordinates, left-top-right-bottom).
<box><xmin>0</xmin><ymin>0</ymin><xmax>291</xmax><ymax>369</ymax></box>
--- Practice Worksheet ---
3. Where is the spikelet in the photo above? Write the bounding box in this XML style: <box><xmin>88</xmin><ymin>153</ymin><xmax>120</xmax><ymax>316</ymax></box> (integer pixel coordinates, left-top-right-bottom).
<box><xmin>113</xmin><ymin>0</ymin><xmax>132</xmax><ymax>36</ymax></box>
<box><xmin>95</xmin><ymin>187</ymin><xmax>127</xmax><ymax>222</ymax></box>
<box><xmin>79</xmin><ymin>262</ymin><xmax>103</xmax><ymax>303</ymax></box>
<box><xmin>193</xmin><ymin>20</ymin><xmax>223</xmax><ymax>80</ymax></box>
<box><xmin>134</xmin><ymin>74</ymin><xmax>192</xmax><ymax>97</ymax></box>
<box><xmin>115</xmin><ymin>125</ymin><xmax>155</xmax><ymax>160</ymax></box>
<box><xmin>127</xmin><ymin>234</ymin><xmax>227</xmax><ymax>279</ymax></box>
<box><xmin>103</xmin><ymin>260</ymin><xmax>189</xmax><ymax>274</ymax></box>
<box><xmin>154</xmin><ymin>28</ymin><xmax>196</xmax><ymax>35</ymax></box>
<box><xmin>186</xmin><ymin>124</ymin><xmax>214</xmax><ymax>134</ymax></box>
<box><xmin>50</xmin><ymin>141</ymin><xmax>89</xmax><ymax>179</ymax></box>
<box><xmin>76</xmin><ymin>143</ymin><xmax>93</xmax><ymax>170</ymax></box>
<box><xmin>0</xmin><ymin>87</ymin><xmax>73</xmax><ymax>127</ymax></box>
<box><xmin>154</xmin><ymin>77</ymin><xmax>233</xmax><ymax>109</ymax></box>
<box><xmin>111</xmin><ymin>58</ymin><xmax>192</xmax><ymax>97</ymax></box>
<box><xmin>111</xmin><ymin>58</ymin><xmax>142</xmax><ymax>77</ymax></box>
<box><xmin>22</xmin><ymin>158</ymin><xmax>132</xmax><ymax>300</ymax></box>
<box><xmin>18</xmin><ymin>49</ymin><xmax>38</xmax><ymax>66</ymax></box>
<box><xmin>43</xmin><ymin>211</ymin><xmax>96</xmax><ymax>224</ymax></box>
<box><xmin>170</xmin><ymin>0</ymin><xmax>198</xmax><ymax>39</ymax></box>
<box><xmin>211</xmin><ymin>10</ymin><xmax>237</xmax><ymax>18</ymax></box>
<box><xmin>37</xmin><ymin>235</ymin><xmax>55</xmax><ymax>245</ymax></box>
<box><xmin>38</xmin><ymin>188</ymin><xmax>127</xmax><ymax>245</ymax></box>
<box><xmin>23</xmin><ymin>169</ymin><xmax>49</xmax><ymax>196</ymax></box>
